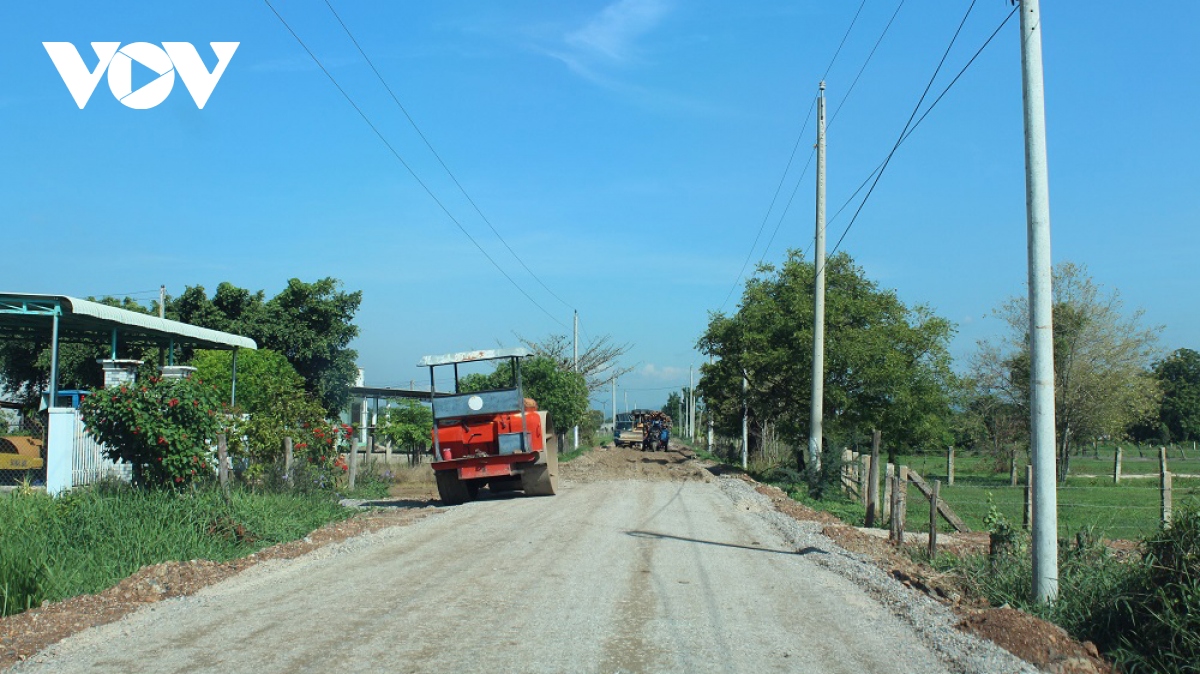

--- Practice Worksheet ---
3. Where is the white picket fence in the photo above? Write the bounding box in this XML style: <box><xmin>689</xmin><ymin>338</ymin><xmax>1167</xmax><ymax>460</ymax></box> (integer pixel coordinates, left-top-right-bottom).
<box><xmin>69</xmin><ymin>410</ymin><xmax>131</xmax><ymax>487</ymax></box>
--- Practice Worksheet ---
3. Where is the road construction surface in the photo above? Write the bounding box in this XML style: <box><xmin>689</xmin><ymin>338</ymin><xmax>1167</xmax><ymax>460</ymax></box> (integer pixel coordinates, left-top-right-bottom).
<box><xmin>14</xmin><ymin>450</ymin><xmax>1028</xmax><ymax>674</ymax></box>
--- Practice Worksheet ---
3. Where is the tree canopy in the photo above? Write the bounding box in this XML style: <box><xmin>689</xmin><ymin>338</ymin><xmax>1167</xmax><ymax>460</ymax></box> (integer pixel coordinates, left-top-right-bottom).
<box><xmin>973</xmin><ymin>262</ymin><xmax>1161</xmax><ymax>476</ymax></box>
<box><xmin>1146</xmin><ymin>348</ymin><xmax>1200</xmax><ymax>443</ymax></box>
<box><xmin>698</xmin><ymin>250</ymin><xmax>956</xmax><ymax>467</ymax></box>
<box><xmin>516</xmin><ymin>332</ymin><xmax>633</xmax><ymax>393</ymax></box>
<box><xmin>170</xmin><ymin>278</ymin><xmax>362</xmax><ymax>414</ymax></box>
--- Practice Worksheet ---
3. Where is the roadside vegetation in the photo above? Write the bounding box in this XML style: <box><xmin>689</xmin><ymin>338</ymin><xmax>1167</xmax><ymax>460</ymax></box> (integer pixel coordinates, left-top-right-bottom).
<box><xmin>690</xmin><ymin>256</ymin><xmax>1200</xmax><ymax>671</ymax></box>
<box><xmin>0</xmin><ymin>480</ymin><xmax>353</xmax><ymax>617</ymax></box>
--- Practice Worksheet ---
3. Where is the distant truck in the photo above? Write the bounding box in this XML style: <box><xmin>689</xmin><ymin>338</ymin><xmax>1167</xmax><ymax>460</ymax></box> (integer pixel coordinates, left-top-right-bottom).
<box><xmin>421</xmin><ymin>348</ymin><xmax>558</xmax><ymax>505</ymax></box>
<box><xmin>613</xmin><ymin>409</ymin><xmax>655</xmax><ymax>448</ymax></box>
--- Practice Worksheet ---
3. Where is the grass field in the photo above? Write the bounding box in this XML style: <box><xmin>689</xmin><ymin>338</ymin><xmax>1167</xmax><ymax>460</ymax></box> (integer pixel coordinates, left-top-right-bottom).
<box><xmin>884</xmin><ymin>449</ymin><xmax>1200</xmax><ymax>540</ymax></box>
<box><xmin>0</xmin><ymin>482</ymin><xmax>354</xmax><ymax>617</ymax></box>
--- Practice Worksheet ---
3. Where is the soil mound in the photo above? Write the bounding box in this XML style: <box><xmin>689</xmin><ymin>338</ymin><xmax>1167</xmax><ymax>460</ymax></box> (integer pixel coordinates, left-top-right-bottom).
<box><xmin>563</xmin><ymin>445</ymin><xmax>713</xmax><ymax>483</ymax></box>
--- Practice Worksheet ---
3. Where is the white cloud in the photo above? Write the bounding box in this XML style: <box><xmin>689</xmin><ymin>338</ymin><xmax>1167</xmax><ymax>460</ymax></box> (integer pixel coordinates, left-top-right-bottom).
<box><xmin>641</xmin><ymin>362</ymin><xmax>686</xmax><ymax>381</ymax></box>
<box><xmin>564</xmin><ymin>0</ymin><xmax>672</xmax><ymax>63</ymax></box>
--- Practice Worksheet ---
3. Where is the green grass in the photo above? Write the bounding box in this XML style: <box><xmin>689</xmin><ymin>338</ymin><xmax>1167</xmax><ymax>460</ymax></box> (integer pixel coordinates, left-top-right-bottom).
<box><xmin>881</xmin><ymin>451</ymin><xmax>1200</xmax><ymax>540</ymax></box>
<box><xmin>0</xmin><ymin>482</ymin><xmax>353</xmax><ymax>616</ymax></box>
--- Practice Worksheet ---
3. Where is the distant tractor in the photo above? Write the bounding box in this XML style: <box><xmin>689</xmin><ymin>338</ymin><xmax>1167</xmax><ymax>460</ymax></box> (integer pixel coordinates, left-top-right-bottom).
<box><xmin>613</xmin><ymin>408</ymin><xmax>655</xmax><ymax>448</ymax></box>
<box><xmin>421</xmin><ymin>348</ymin><xmax>558</xmax><ymax>505</ymax></box>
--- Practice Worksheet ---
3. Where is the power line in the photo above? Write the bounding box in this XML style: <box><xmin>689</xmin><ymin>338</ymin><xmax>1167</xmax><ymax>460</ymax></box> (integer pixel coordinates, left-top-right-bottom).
<box><xmin>262</xmin><ymin>0</ymin><xmax>568</xmax><ymax>330</ymax></box>
<box><xmin>818</xmin><ymin>0</ymin><xmax>981</xmax><ymax>266</ymax></box>
<box><xmin>321</xmin><ymin>0</ymin><xmax>576</xmax><ymax>315</ymax></box>
<box><xmin>823</xmin><ymin>0</ymin><xmax>870</xmax><ymax>81</ymax></box>
<box><xmin>829</xmin><ymin>0</ymin><xmax>906</xmax><ymax>128</ymax></box>
<box><xmin>757</xmin><ymin>146</ymin><xmax>816</xmax><ymax>267</ymax></box>
<box><xmin>716</xmin><ymin>96</ymin><xmax>816</xmax><ymax>314</ymax></box>
<box><xmin>718</xmin><ymin>0</ymin><xmax>871</xmax><ymax>315</ymax></box>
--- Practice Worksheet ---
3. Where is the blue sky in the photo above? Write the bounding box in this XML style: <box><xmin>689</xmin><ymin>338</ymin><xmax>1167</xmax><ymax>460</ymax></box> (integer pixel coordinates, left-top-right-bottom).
<box><xmin>2</xmin><ymin>1</ymin><xmax>1197</xmax><ymax>412</ymax></box>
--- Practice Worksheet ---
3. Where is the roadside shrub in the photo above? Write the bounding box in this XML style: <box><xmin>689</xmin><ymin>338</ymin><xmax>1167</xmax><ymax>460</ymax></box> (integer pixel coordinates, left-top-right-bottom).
<box><xmin>1104</xmin><ymin>505</ymin><xmax>1200</xmax><ymax>672</ymax></box>
<box><xmin>80</xmin><ymin>375</ymin><xmax>222</xmax><ymax>488</ymax></box>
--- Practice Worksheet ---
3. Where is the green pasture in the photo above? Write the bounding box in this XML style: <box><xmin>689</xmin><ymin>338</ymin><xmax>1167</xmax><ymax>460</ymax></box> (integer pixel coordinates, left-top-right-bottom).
<box><xmin>870</xmin><ymin>449</ymin><xmax>1200</xmax><ymax>540</ymax></box>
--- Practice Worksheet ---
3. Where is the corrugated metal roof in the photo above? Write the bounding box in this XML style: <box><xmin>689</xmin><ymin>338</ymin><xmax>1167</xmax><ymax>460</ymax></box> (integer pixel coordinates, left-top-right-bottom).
<box><xmin>0</xmin><ymin>293</ymin><xmax>256</xmax><ymax>350</ymax></box>
<box><xmin>417</xmin><ymin>347</ymin><xmax>530</xmax><ymax>367</ymax></box>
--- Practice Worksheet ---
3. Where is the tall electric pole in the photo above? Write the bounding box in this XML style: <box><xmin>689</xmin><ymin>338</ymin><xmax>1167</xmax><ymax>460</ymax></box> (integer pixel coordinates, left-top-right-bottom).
<box><xmin>807</xmin><ymin>82</ymin><xmax>827</xmax><ymax>473</ymax></box>
<box><xmin>1020</xmin><ymin>0</ymin><xmax>1058</xmax><ymax>604</ymax></box>
<box><xmin>573</xmin><ymin>310</ymin><xmax>579</xmax><ymax>450</ymax></box>
<box><xmin>611</xmin><ymin>376</ymin><xmax>617</xmax><ymax>427</ymax></box>
<box><xmin>158</xmin><ymin>285</ymin><xmax>166</xmax><ymax>318</ymax></box>
<box><xmin>741</xmin><ymin>372</ymin><xmax>749</xmax><ymax>470</ymax></box>
<box><xmin>707</xmin><ymin>355</ymin><xmax>714</xmax><ymax>455</ymax></box>
<box><xmin>691</xmin><ymin>364</ymin><xmax>700</xmax><ymax>443</ymax></box>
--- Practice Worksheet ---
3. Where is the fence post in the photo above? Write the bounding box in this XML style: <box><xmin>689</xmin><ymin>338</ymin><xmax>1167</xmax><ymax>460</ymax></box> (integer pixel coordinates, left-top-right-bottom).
<box><xmin>865</xmin><ymin>430</ymin><xmax>881</xmax><ymax>527</ymax></box>
<box><xmin>1162</xmin><ymin>470</ymin><xmax>1173</xmax><ymax>528</ymax></box>
<box><xmin>1023</xmin><ymin>464</ymin><xmax>1033</xmax><ymax>530</ymax></box>
<box><xmin>348</xmin><ymin>435</ymin><xmax>359</xmax><ymax>492</ymax></box>
<box><xmin>217</xmin><ymin>433</ymin><xmax>229</xmax><ymax>496</ymax></box>
<box><xmin>895</xmin><ymin>469</ymin><xmax>907</xmax><ymax>546</ymax></box>
<box><xmin>859</xmin><ymin>454</ymin><xmax>870</xmax><ymax>506</ymax></box>
<box><xmin>384</xmin><ymin>439</ymin><xmax>393</xmax><ymax>465</ymax></box>
<box><xmin>1159</xmin><ymin>446</ymin><xmax>1169</xmax><ymax>479</ymax></box>
<box><xmin>883</xmin><ymin>462</ymin><xmax>895</xmax><ymax>522</ymax></box>
<box><xmin>928</xmin><ymin>479</ymin><xmax>940</xmax><ymax>557</ymax></box>
<box><xmin>947</xmin><ymin>446</ymin><xmax>955</xmax><ymax>486</ymax></box>
<box><xmin>1010</xmin><ymin>449</ymin><xmax>1018</xmax><ymax>486</ymax></box>
<box><xmin>888</xmin><ymin>475</ymin><xmax>899</xmax><ymax>542</ymax></box>
<box><xmin>1113</xmin><ymin>446</ymin><xmax>1123</xmax><ymax>484</ymax></box>
<box><xmin>283</xmin><ymin>436</ymin><xmax>293</xmax><ymax>484</ymax></box>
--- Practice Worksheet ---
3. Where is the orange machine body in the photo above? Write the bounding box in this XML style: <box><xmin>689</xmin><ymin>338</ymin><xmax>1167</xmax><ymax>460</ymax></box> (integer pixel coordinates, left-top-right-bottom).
<box><xmin>430</xmin><ymin>398</ymin><xmax>545</xmax><ymax>480</ymax></box>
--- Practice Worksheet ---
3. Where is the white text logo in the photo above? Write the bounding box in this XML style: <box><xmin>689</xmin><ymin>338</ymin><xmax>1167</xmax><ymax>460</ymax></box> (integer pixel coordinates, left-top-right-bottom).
<box><xmin>43</xmin><ymin>41</ymin><xmax>239</xmax><ymax>109</ymax></box>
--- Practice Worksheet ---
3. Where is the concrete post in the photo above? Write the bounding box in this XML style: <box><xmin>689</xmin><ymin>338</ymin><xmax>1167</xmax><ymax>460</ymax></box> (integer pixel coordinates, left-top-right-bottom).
<box><xmin>1021</xmin><ymin>0</ymin><xmax>1059</xmax><ymax>603</ymax></box>
<box><xmin>807</xmin><ymin>82</ymin><xmax>827</xmax><ymax>473</ymax></box>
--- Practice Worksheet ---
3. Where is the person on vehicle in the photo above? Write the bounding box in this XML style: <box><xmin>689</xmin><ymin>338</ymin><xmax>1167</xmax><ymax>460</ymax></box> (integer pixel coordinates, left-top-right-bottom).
<box><xmin>658</xmin><ymin>423</ymin><xmax>670</xmax><ymax>451</ymax></box>
<box><xmin>646</xmin><ymin>418</ymin><xmax>664</xmax><ymax>451</ymax></box>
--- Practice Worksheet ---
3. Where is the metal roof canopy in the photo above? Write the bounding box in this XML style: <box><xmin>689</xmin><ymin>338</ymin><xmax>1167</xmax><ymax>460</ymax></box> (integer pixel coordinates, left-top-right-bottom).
<box><xmin>417</xmin><ymin>347</ymin><xmax>530</xmax><ymax>368</ymax></box>
<box><xmin>0</xmin><ymin>293</ymin><xmax>256</xmax><ymax>407</ymax></box>
<box><xmin>0</xmin><ymin>294</ymin><xmax>256</xmax><ymax>350</ymax></box>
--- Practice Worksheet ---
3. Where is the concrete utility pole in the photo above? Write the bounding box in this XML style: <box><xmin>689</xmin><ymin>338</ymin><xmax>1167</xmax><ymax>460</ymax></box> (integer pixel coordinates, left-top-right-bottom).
<box><xmin>689</xmin><ymin>365</ymin><xmax>695</xmax><ymax>442</ymax></box>
<box><xmin>573</xmin><ymin>310</ymin><xmax>579</xmax><ymax>450</ymax></box>
<box><xmin>1020</xmin><ymin>0</ymin><xmax>1058</xmax><ymax>604</ymax></box>
<box><xmin>707</xmin><ymin>355</ymin><xmax>714</xmax><ymax>455</ymax></box>
<box><xmin>158</xmin><ymin>285</ymin><xmax>166</xmax><ymax>318</ymax></box>
<box><xmin>807</xmin><ymin>82</ymin><xmax>827</xmax><ymax>473</ymax></box>
<box><xmin>741</xmin><ymin>372</ymin><xmax>749</xmax><ymax>470</ymax></box>
<box><xmin>612</xmin><ymin>376</ymin><xmax>617</xmax><ymax>427</ymax></box>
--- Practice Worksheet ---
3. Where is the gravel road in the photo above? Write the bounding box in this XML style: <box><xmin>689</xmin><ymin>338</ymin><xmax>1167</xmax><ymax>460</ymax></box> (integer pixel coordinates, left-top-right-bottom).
<box><xmin>14</xmin><ymin>472</ymin><xmax>1036</xmax><ymax>673</ymax></box>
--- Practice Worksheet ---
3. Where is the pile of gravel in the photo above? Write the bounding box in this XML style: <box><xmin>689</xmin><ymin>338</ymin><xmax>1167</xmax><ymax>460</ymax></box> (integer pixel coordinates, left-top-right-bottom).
<box><xmin>714</xmin><ymin>476</ymin><xmax>1042</xmax><ymax>674</ymax></box>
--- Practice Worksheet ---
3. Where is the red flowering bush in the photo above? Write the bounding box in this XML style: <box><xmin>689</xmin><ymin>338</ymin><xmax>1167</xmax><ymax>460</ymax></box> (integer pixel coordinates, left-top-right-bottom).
<box><xmin>80</xmin><ymin>375</ymin><xmax>223</xmax><ymax>488</ymax></box>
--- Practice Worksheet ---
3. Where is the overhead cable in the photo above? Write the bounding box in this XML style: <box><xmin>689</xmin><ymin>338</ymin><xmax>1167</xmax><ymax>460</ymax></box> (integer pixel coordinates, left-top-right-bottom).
<box><xmin>262</xmin><ymin>0</ymin><xmax>568</xmax><ymax>329</ymax></box>
<box><xmin>321</xmin><ymin>0</ymin><xmax>576</xmax><ymax>314</ymax></box>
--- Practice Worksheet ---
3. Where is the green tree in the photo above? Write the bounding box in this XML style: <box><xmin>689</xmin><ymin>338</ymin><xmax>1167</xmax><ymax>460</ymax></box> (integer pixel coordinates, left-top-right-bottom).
<box><xmin>191</xmin><ymin>348</ymin><xmax>304</xmax><ymax>417</ymax></box>
<box><xmin>170</xmin><ymin>278</ymin><xmax>362</xmax><ymax>414</ymax></box>
<box><xmin>375</xmin><ymin>399</ymin><xmax>433</xmax><ymax>450</ymax></box>
<box><xmin>1149</xmin><ymin>348</ymin><xmax>1200</xmax><ymax>442</ymax></box>
<box><xmin>516</xmin><ymin>332</ymin><xmax>634</xmax><ymax>393</ymax></box>
<box><xmin>974</xmin><ymin>262</ymin><xmax>1161</xmax><ymax>478</ymax></box>
<box><xmin>190</xmin><ymin>348</ymin><xmax>328</xmax><ymax>476</ymax></box>
<box><xmin>663</xmin><ymin>391</ymin><xmax>683</xmax><ymax>422</ymax></box>
<box><xmin>698</xmin><ymin>250</ymin><xmax>956</xmax><ymax>469</ymax></box>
